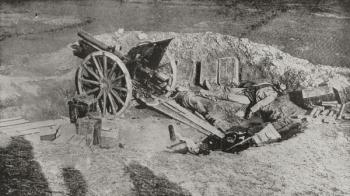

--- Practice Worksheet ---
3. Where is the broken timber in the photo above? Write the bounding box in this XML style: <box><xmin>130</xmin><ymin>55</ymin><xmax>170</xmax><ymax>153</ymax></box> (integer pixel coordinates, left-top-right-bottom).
<box><xmin>337</xmin><ymin>104</ymin><xmax>346</xmax><ymax>120</ymax></box>
<box><xmin>151</xmin><ymin>100</ymin><xmax>225</xmax><ymax>139</ymax></box>
<box><xmin>0</xmin><ymin>117</ymin><xmax>64</xmax><ymax>136</ymax></box>
<box><xmin>0</xmin><ymin>119</ymin><xmax>29</xmax><ymax>128</ymax></box>
<box><xmin>0</xmin><ymin>116</ymin><xmax>23</xmax><ymax>123</ymax></box>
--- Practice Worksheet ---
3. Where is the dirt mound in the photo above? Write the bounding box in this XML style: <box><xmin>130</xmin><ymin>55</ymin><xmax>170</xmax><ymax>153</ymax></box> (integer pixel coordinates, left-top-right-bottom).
<box><xmin>2</xmin><ymin>30</ymin><xmax>349</xmax><ymax>120</ymax></box>
<box><xmin>95</xmin><ymin>31</ymin><xmax>350</xmax><ymax>90</ymax></box>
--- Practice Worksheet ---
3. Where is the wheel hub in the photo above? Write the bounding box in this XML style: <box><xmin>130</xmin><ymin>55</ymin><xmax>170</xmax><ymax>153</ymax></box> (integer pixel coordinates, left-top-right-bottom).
<box><xmin>100</xmin><ymin>78</ymin><xmax>111</xmax><ymax>92</ymax></box>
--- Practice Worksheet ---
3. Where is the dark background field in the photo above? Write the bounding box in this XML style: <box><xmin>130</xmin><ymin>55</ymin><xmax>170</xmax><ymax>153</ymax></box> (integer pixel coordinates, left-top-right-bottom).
<box><xmin>1</xmin><ymin>0</ymin><xmax>350</xmax><ymax>69</ymax></box>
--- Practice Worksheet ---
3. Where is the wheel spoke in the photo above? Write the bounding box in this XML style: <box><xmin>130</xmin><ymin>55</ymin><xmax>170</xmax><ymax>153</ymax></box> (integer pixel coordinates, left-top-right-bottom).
<box><xmin>108</xmin><ymin>62</ymin><xmax>117</xmax><ymax>78</ymax></box>
<box><xmin>112</xmin><ymin>74</ymin><xmax>125</xmax><ymax>82</ymax></box>
<box><xmin>108</xmin><ymin>93</ymin><xmax>117</xmax><ymax>114</ymax></box>
<box><xmin>96</xmin><ymin>89</ymin><xmax>103</xmax><ymax>100</ymax></box>
<box><xmin>79</xmin><ymin>78</ymin><xmax>100</xmax><ymax>86</ymax></box>
<box><xmin>92</xmin><ymin>55</ymin><xmax>104</xmax><ymax>78</ymax></box>
<box><xmin>103</xmin><ymin>53</ymin><xmax>107</xmax><ymax>77</ymax></box>
<box><xmin>103</xmin><ymin>91</ymin><xmax>107</xmax><ymax>116</ymax></box>
<box><xmin>113</xmin><ymin>87</ymin><xmax>127</xmax><ymax>92</ymax></box>
<box><xmin>85</xmin><ymin>87</ymin><xmax>100</xmax><ymax>95</ymax></box>
<box><xmin>82</xmin><ymin>63</ymin><xmax>100</xmax><ymax>80</ymax></box>
<box><xmin>98</xmin><ymin>99</ymin><xmax>103</xmax><ymax>115</ymax></box>
<box><xmin>111</xmin><ymin>90</ymin><xmax>125</xmax><ymax>105</ymax></box>
<box><xmin>157</xmin><ymin>62</ymin><xmax>170</xmax><ymax>69</ymax></box>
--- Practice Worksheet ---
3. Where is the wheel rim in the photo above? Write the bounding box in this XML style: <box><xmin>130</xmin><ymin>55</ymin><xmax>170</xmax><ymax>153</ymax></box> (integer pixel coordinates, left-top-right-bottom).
<box><xmin>76</xmin><ymin>51</ymin><xmax>132</xmax><ymax>117</ymax></box>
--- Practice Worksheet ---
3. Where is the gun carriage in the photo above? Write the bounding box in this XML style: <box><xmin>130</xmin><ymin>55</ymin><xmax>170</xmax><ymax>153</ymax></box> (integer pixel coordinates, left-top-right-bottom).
<box><xmin>71</xmin><ymin>30</ymin><xmax>177</xmax><ymax>117</ymax></box>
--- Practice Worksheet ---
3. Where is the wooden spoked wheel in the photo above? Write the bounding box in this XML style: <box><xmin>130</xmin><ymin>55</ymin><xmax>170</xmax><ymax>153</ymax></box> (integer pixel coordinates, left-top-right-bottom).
<box><xmin>76</xmin><ymin>51</ymin><xmax>132</xmax><ymax>117</ymax></box>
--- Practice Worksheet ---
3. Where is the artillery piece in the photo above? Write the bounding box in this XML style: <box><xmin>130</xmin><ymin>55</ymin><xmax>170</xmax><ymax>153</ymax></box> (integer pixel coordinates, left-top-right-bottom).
<box><xmin>71</xmin><ymin>30</ymin><xmax>177</xmax><ymax>117</ymax></box>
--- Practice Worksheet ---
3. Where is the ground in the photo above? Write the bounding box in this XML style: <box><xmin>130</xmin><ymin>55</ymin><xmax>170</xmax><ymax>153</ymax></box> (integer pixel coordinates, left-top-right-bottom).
<box><xmin>0</xmin><ymin>0</ymin><xmax>350</xmax><ymax>196</ymax></box>
<box><xmin>10</xmin><ymin>116</ymin><xmax>349</xmax><ymax>196</ymax></box>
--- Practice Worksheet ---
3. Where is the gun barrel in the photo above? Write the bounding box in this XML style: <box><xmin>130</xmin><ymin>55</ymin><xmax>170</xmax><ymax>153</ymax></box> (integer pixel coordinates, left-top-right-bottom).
<box><xmin>78</xmin><ymin>30</ymin><xmax>110</xmax><ymax>51</ymax></box>
<box><xmin>77</xmin><ymin>30</ymin><xmax>126</xmax><ymax>60</ymax></box>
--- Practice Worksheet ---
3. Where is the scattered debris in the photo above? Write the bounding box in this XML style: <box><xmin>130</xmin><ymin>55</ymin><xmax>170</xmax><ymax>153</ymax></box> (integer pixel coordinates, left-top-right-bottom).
<box><xmin>151</xmin><ymin>99</ymin><xmax>225</xmax><ymax>138</ymax></box>
<box><xmin>0</xmin><ymin>117</ymin><xmax>65</xmax><ymax>137</ymax></box>
<box><xmin>199</xmin><ymin>88</ymin><xmax>251</xmax><ymax>104</ymax></box>
<box><xmin>304</xmin><ymin>102</ymin><xmax>349</xmax><ymax>124</ymax></box>
<box><xmin>76</xmin><ymin>116</ymin><xmax>102</xmax><ymax>146</ymax></box>
<box><xmin>68</xmin><ymin>94</ymin><xmax>97</xmax><ymax>123</ymax></box>
<box><xmin>333</xmin><ymin>86</ymin><xmax>349</xmax><ymax>104</ymax></box>
<box><xmin>336</xmin><ymin>104</ymin><xmax>346</xmax><ymax>120</ymax></box>
<box><xmin>202</xmin><ymin>79</ymin><xmax>211</xmax><ymax>90</ymax></box>
<box><xmin>321</xmin><ymin>100</ymin><xmax>338</xmax><ymax>107</ymax></box>
<box><xmin>216</xmin><ymin>56</ymin><xmax>240</xmax><ymax>85</ymax></box>
<box><xmin>295</xmin><ymin>85</ymin><xmax>338</xmax><ymax>108</ymax></box>
<box><xmin>302</xmin><ymin>85</ymin><xmax>334</xmax><ymax>99</ymax></box>
<box><xmin>252</xmin><ymin>123</ymin><xmax>281</xmax><ymax>146</ymax></box>
<box><xmin>166</xmin><ymin>124</ymin><xmax>202</xmax><ymax>155</ymax></box>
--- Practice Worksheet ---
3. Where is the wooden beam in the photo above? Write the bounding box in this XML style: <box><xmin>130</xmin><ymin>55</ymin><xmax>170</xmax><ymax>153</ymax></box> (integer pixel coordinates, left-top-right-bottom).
<box><xmin>152</xmin><ymin>103</ymin><xmax>211</xmax><ymax>136</ymax></box>
<box><xmin>0</xmin><ymin>117</ymin><xmax>23</xmax><ymax>123</ymax></box>
<box><xmin>0</xmin><ymin>119</ymin><xmax>29</xmax><ymax>128</ymax></box>
<box><xmin>6</xmin><ymin>127</ymin><xmax>51</xmax><ymax>136</ymax></box>
<box><xmin>302</xmin><ymin>86</ymin><xmax>333</xmax><ymax>99</ymax></box>
<box><xmin>337</xmin><ymin>104</ymin><xmax>346</xmax><ymax>120</ymax></box>
<box><xmin>0</xmin><ymin>120</ymin><xmax>60</xmax><ymax>134</ymax></box>
<box><xmin>163</xmin><ymin>100</ymin><xmax>225</xmax><ymax>138</ymax></box>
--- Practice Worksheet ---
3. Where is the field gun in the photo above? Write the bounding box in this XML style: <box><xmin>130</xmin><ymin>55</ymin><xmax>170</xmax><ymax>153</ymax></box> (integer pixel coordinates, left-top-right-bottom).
<box><xmin>72</xmin><ymin>30</ymin><xmax>177</xmax><ymax>117</ymax></box>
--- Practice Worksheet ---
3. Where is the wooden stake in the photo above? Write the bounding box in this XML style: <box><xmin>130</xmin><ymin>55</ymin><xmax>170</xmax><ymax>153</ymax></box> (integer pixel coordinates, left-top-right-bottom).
<box><xmin>337</xmin><ymin>104</ymin><xmax>346</xmax><ymax>120</ymax></box>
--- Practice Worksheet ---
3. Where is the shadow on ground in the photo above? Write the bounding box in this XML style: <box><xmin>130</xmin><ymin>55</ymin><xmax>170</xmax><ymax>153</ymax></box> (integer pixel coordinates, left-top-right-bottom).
<box><xmin>125</xmin><ymin>161</ymin><xmax>191</xmax><ymax>196</ymax></box>
<box><xmin>62</xmin><ymin>167</ymin><xmax>88</xmax><ymax>196</ymax></box>
<box><xmin>0</xmin><ymin>137</ymin><xmax>51</xmax><ymax>196</ymax></box>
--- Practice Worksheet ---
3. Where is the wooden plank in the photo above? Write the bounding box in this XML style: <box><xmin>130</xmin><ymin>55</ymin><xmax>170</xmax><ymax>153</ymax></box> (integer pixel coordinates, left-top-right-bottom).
<box><xmin>152</xmin><ymin>103</ymin><xmax>211</xmax><ymax>136</ymax></box>
<box><xmin>155</xmin><ymin>103</ymin><xmax>211</xmax><ymax>136</ymax></box>
<box><xmin>217</xmin><ymin>57</ymin><xmax>240</xmax><ymax>85</ymax></box>
<box><xmin>252</xmin><ymin>123</ymin><xmax>281</xmax><ymax>146</ymax></box>
<box><xmin>4</xmin><ymin>128</ymin><xmax>48</xmax><ymax>136</ymax></box>
<box><xmin>0</xmin><ymin>117</ymin><xmax>23</xmax><ymax>123</ymax></box>
<box><xmin>0</xmin><ymin>119</ymin><xmax>30</xmax><ymax>128</ymax></box>
<box><xmin>302</xmin><ymin>86</ymin><xmax>333</xmax><ymax>99</ymax></box>
<box><xmin>216</xmin><ymin>59</ymin><xmax>220</xmax><ymax>85</ymax></box>
<box><xmin>337</xmin><ymin>104</ymin><xmax>346</xmax><ymax>120</ymax></box>
<box><xmin>0</xmin><ymin>120</ymin><xmax>59</xmax><ymax>133</ymax></box>
<box><xmin>164</xmin><ymin>100</ymin><xmax>225</xmax><ymax>138</ymax></box>
<box><xmin>3</xmin><ymin>125</ymin><xmax>59</xmax><ymax>137</ymax></box>
<box><xmin>164</xmin><ymin>101</ymin><xmax>224</xmax><ymax>138</ymax></box>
